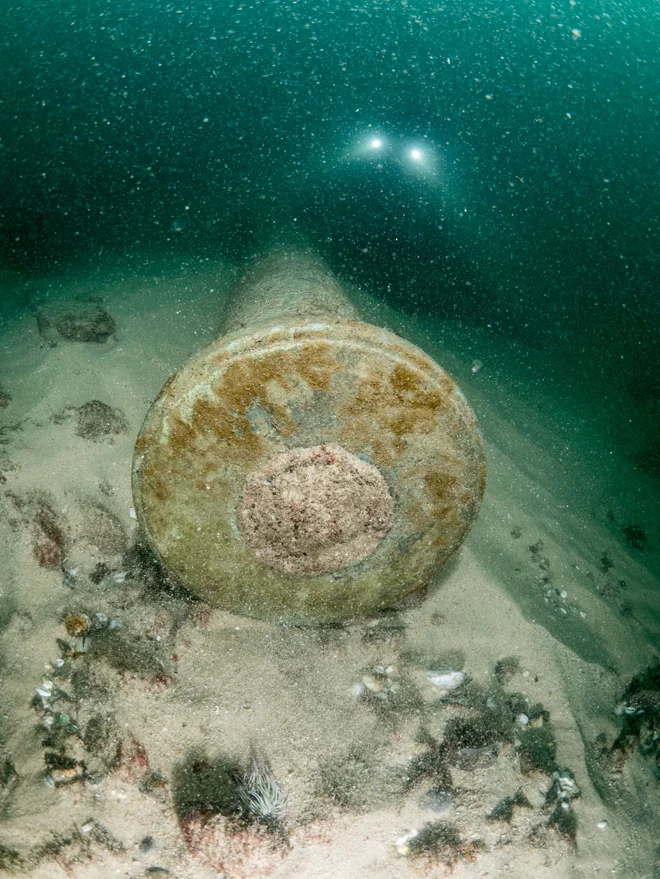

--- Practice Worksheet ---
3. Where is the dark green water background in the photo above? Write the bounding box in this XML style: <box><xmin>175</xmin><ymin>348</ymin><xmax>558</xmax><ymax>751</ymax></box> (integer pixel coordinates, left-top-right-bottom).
<box><xmin>1</xmin><ymin>0</ymin><xmax>659</xmax><ymax>467</ymax></box>
<box><xmin>0</xmin><ymin>4</ymin><xmax>659</xmax><ymax>872</ymax></box>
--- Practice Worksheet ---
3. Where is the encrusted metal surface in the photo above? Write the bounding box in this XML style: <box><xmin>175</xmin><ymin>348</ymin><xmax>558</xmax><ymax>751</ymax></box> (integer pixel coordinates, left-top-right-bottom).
<box><xmin>238</xmin><ymin>443</ymin><xmax>394</xmax><ymax>575</ymax></box>
<box><xmin>132</xmin><ymin>318</ymin><xmax>486</xmax><ymax>622</ymax></box>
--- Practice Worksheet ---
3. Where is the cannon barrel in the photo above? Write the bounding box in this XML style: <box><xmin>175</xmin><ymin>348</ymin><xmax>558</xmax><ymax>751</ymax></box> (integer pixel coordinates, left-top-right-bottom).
<box><xmin>132</xmin><ymin>248</ymin><xmax>485</xmax><ymax>623</ymax></box>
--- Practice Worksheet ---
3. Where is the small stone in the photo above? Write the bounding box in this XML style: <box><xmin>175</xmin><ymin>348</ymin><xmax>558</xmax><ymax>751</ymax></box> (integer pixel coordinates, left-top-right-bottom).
<box><xmin>49</xmin><ymin>765</ymin><xmax>85</xmax><ymax>786</ymax></box>
<box><xmin>547</xmin><ymin>769</ymin><xmax>580</xmax><ymax>803</ymax></box>
<box><xmin>494</xmin><ymin>656</ymin><xmax>520</xmax><ymax>684</ymax></box>
<box><xmin>597</xmin><ymin>820</ymin><xmax>608</xmax><ymax>830</ymax></box>
<box><xmin>31</xmin><ymin>295</ymin><xmax>116</xmax><ymax>346</ymax></box>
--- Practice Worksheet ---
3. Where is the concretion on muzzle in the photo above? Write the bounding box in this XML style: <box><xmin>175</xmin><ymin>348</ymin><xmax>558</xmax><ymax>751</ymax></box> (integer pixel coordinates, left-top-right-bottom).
<box><xmin>132</xmin><ymin>249</ymin><xmax>485</xmax><ymax>622</ymax></box>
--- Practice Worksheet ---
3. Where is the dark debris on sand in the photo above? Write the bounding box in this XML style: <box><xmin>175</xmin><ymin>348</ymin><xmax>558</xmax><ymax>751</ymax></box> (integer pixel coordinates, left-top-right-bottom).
<box><xmin>29</xmin><ymin>295</ymin><xmax>116</xmax><ymax>346</ymax></box>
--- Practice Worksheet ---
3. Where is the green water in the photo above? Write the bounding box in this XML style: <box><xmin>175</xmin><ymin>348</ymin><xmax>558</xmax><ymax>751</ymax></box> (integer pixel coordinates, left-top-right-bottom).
<box><xmin>3</xmin><ymin>0</ymin><xmax>659</xmax><ymax>454</ymax></box>
<box><xmin>1</xmin><ymin>0</ymin><xmax>659</xmax><ymax>875</ymax></box>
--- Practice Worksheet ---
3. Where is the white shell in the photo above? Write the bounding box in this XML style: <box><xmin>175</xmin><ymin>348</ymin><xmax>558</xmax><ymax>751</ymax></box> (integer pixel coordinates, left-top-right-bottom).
<box><xmin>393</xmin><ymin>829</ymin><xmax>418</xmax><ymax>856</ymax></box>
<box><xmin>427</xmin><ymin>670</ymin><xmax>465</xmax><ymax>690</ymax></box>
<box><xmin>362</xmin><ymin>674</ymin><xmax>384</xmax><ymax>693</ymax></box>
<box><xmin>35</xmin><ymin>681</ymin><xmax>53</xmax><ymax>699</ymax></box>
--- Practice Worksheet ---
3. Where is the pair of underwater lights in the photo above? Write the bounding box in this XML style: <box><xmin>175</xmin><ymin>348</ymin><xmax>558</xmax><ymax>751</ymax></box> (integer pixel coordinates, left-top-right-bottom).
<box><xmin>369</xmin><ymin>137</ymin><xmax>423</xmax><ymax>162</ymax></box>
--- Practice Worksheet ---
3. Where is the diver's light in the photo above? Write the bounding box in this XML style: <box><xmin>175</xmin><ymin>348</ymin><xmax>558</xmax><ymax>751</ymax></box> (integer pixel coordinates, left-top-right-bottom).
<box><xmin>341</xmin><ymin>133</ymin><xmax>390</xmax><ymax>163</ymax></box>
<box><xmin>410</xmin><ymin>148</ymin><xmax>423</xmax><ymax>161</ymax></box>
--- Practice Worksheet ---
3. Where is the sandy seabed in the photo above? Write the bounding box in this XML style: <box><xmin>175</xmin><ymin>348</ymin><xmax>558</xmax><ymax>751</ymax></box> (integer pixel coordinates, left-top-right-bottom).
<box><xmin>0</xmin><ymin>253</ymin><xmax>658</xmax><ymax>879</ymax></box>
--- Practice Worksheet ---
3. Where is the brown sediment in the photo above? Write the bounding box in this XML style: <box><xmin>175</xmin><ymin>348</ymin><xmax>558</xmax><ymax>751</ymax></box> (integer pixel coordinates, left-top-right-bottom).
<box><xmin>64</xmin><ymin>613</ymin><xmax>91</xmax><ymax>637</ymax></box>
<box><xmin>32</xmin><ymin>499</ymin><xmax>67</xmax><ymax>568</ymax></box>
<box><xmin>340</xmin><ymin>361</ymin><xmax>447</xmax><ymax>467</ymax></box>
<box><xmin>137</xmin><ymin>463</ymin><xmax>170</xmax><ymax>501</ymax></box>
<box><xmin>164</xmin><ymin>342</ymin><xmax>343</xmax><ymax>469</ymax></box>
<box><xmin>424</xmin><ymin>469</ymin><xmax>460</xmax><ymax>500</ymax></box>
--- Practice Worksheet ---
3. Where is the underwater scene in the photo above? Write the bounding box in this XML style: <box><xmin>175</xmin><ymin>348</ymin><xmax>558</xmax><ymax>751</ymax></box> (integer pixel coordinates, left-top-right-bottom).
<box><xmin>0</xmin><ymin>0</ymin><xmax>659</xmax><ymax>877</ymax></box>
